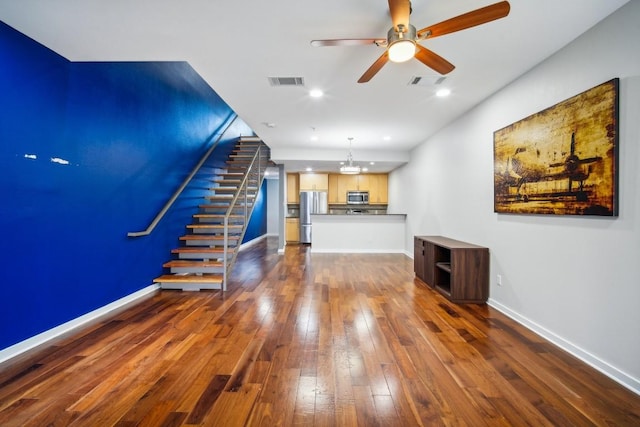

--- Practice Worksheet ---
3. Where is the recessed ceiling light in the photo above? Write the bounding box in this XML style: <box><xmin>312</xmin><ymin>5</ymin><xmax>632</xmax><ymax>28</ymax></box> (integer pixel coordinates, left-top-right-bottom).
<box><xmin>383</xmin><ymin>136</ymin><xmax>391</xmax><ymax>141</ymax></box>
<box><xmin>305</xmin><ymin>167</ymin><xmax>313</xmax><ymax>172</ymax></box>
<box><xmin>362</xmin><ymin>167</ymin><xmax>369</xmax><ymax>172</ymax></box>
<box><xmin>370</xmin><ymin>162</ymin><xmax>375</xmax><ymax>165</ymax></box>
<box><xmin>309</xmin><ymin>89</ymin><xmax>324</xmax><ymax>98</ymax></box>
<box><xmin>436</xmin><ymin>88</ymin><xmax>451</xmax><ymax>97</ymax></box>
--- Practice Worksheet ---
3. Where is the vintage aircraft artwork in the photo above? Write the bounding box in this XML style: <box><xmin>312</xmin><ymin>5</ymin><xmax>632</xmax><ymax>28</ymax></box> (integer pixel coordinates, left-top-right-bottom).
<box><xmin>493</xmin><ymin>78</ymin><xmax>618</xmax><ymax>216</ymax></box>
<box><xmin>496</xmin><ymin>132</ymin><xmax>602</xmax><ymax>203</ymax></box>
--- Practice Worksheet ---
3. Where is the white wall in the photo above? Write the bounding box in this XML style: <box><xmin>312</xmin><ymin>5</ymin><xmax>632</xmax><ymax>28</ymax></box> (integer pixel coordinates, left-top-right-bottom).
<box><xmin>389</xmin><ymin>1</ymin><xmax>640</xmax><ymax>393</ymax></box>
<box><xmin>266</xmin><ymin>178</ymin><xmax>280</xmax><ymax>235</ymax></box>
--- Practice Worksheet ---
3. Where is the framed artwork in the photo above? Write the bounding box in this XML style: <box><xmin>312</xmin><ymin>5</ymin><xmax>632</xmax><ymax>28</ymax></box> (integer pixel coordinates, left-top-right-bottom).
<box><xmin>493</xmin><ymin>78</ymin><xmax>619</xmax><ymax>216</ymax></box>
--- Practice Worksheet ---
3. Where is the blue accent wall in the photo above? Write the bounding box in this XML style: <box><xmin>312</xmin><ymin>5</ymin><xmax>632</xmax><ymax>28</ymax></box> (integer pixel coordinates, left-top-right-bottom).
<box><xmin>244</xmin><ymin>180</ymin><xmax>268</xmax><ymax>242</ymax></box>
<box><xmin>0</xmin><ymin>21</ymin><xmax>267</xmax><ymax>350</ymax></box>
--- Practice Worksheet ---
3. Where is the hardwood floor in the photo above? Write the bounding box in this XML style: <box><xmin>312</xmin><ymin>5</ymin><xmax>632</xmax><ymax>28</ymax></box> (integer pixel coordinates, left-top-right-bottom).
<box><xmin>1</xmin><ymin>236</ymin><xmax>639</xmax><ymax>426</ymax></box>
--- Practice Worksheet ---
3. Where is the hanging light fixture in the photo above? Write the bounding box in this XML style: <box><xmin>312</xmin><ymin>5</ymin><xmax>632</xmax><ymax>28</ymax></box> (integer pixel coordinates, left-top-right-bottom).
<box><xmin>340</xmin><ymin>137</ymin><xmax>361</xmax><ymax>175</ymax></box>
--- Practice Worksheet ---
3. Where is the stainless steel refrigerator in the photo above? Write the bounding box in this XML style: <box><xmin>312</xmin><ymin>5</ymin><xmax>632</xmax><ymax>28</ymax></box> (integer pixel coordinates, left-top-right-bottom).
<box><xmin>299</xmin><ymin>191</ymin><xmax>328</xmax><ymax>244</ymax></box>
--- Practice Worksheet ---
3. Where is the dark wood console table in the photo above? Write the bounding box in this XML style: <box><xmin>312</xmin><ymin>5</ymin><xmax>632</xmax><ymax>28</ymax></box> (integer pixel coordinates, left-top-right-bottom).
<box><xmin>414</xmin><ymin>236</ymin><xmax>489</xmax><ymax>303</ymax></box>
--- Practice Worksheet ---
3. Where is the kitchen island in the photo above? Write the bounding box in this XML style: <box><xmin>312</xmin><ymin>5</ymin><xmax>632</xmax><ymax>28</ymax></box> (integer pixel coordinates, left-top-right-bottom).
<box><xmin>310</xmin><ymin>214</ymin><xmax>406</xmax><ymax>253</ymax></box>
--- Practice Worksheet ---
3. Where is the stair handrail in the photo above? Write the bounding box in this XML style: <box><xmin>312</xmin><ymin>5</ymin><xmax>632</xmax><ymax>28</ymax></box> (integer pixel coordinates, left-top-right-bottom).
<box><xmin>127</xmin><ymin>115</ymin><xmax>239</xmax><ymax>237</ymax></box>
<box><xmin>222</xmin><ymin>141</ymin><xmax>269</xmax><ymax>290</ymax></box>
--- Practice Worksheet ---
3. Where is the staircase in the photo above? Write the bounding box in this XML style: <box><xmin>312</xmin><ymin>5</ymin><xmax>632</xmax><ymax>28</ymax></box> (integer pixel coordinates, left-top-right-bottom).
<box><xmin>154</xmin><ymin>136</ymin><xmax>269</xmax><ymax>291</ymax></box>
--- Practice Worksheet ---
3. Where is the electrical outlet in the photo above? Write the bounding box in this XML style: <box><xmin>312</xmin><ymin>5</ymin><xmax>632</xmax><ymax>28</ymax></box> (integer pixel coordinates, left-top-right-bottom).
<box><xmin>497</xmin><ymin>274</ymin><xmax>502</xmax><ymax>286</ymax></box>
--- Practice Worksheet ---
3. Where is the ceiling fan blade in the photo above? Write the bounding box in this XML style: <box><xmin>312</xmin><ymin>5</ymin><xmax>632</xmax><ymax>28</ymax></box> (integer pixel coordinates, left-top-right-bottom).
<box><xmin>311</xmin><ymin>39</ymin><xmax>386</xmax><ymax>47</ymax></box>
<box><xmin>417</xmin><ymin>1</ymin><xmax>510</xmax><ymax>39</ymax></box>
<box><xmin>358</xmin><ymin>51</ymin><xmax>390</xmax><ymax>83</ymax></box>
<box><xmin>388</xmin><ymin>0</ymin><xmax>411</xmax><ymax>31</ymax></box>
<box><xmin>414</xmin><ymin>44</ymin><xmax>455</xmax><ymax>75</ymax></box>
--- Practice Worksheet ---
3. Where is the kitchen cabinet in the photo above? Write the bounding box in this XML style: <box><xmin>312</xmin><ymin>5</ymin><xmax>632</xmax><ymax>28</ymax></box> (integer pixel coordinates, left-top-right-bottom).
<box><xmin>327</xmin><ymin>173</ymin><xmax>388</xmax><ymax>204</ymax></box>
<box><xmin>287</xmin><ymin>173</ymin><xmax>299</xmax><ymax>203</ymax></box>
<box><xmin>414</xmin><ymin>236</ymin><xmax>489</xmax><ymax>304</ymax></box>
<box><xmin>339</xmin><ymin>174</ymin><xmax>369</xmax><ymax>191</ymax></box>
<box><xmin>355</xmin><ymin>174</ymin><xmax>370</xmax><ymax>191</ymax></box>
<box><xmin>285</xmin><ymin>218</ymin><xmax>300</xmax><ymax>243</ymax></box>
<box><xmin>368</xmin><ymin>174</ymin><xmax>388</xmax><ymax>204</ymax></box>
<box><xmin>299</xmin><ymin>173</ymin><xmax>328</xmax><ymax>191</ymax></box>
<box><xmin>336</xmin><ymin>175</ymin><xmax>355</xmax><ymax>203</ymax></box>
<box><xmin>328</xmin><ymin>174</ymin><xmax>339</xmax><ymax>203</ymax></box>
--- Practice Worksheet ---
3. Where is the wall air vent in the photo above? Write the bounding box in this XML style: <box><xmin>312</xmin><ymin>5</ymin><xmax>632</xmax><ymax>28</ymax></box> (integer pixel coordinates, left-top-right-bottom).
<box><xmin>408</xmin><ymin>75</ymin><xmax>446</xmax><ymax>86</ymax></box>
<box><xmin>268</xmin><ymin>77</ymin><xmax>305</xmax><ymax>87</ymax></box>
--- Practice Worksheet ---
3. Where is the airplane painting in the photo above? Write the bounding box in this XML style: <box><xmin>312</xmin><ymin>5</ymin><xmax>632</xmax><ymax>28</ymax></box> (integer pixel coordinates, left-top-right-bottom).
<box><xmin>494</xmin><ymin>78</ymin><xmax>618</xmax><ymax>216</ymax></box>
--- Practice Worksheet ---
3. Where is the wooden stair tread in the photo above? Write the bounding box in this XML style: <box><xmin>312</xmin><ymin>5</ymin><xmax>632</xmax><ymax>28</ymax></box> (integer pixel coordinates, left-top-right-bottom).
<box><xmin>163</xmin><ymin>260</ymin><xmax>224</xmax><ymax>268</ymax></box>
<box><xmin>154</xmin><ymin>274</ymin><xmax>223</xmax><ymax>283</ymax></box>
<box><xmin>172</xmin><ymin>247</ymin><xmax>225</xmax><ymax>254</ymax></box>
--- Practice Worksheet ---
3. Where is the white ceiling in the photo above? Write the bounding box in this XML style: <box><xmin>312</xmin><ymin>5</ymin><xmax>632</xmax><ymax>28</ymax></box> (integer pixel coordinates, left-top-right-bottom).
<box><xmin>0</xmin><ymin>0</ymin><xmax>629</xmax><ymax>173</ymax></box>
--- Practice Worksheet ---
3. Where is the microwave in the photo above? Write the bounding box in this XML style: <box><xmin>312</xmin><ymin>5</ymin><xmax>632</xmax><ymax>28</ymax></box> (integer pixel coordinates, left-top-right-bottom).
<box><xmin>347</xmin><ymin>191</ymin><xmax>369</xmax><ymax>205</ymax></box>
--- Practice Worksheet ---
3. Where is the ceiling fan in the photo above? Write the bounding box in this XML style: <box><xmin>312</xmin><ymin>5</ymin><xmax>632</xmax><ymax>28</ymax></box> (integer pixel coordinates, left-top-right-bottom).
<box><xmin>311</xmin><ymin>0</ymin><xmax>511</xmax><ymax>83</ymax></box>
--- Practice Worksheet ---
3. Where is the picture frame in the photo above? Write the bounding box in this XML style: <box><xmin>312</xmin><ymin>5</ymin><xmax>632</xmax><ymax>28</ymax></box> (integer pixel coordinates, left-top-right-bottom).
<box><xmin>493</xmin><ymin>78</ymin><xmax>619</xmax><ymax>216</ymax></box>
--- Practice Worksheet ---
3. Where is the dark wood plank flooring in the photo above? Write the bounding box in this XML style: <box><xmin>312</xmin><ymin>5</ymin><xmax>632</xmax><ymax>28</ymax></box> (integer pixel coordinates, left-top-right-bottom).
<box><xmin>1</xmin><ymin>236</ymin><xmax>639</xmax><ymax>426</ymax></box>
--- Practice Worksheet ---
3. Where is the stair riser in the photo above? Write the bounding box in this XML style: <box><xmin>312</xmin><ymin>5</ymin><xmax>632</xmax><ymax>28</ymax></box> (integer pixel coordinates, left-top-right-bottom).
<box><xmin>200</xmin><ymin>207</ymin><xmax>252</xmax><ymax>214</ymax></box>
<box><xmin>159</xmin><ymin>283</ymin><xmax>222</xmax><ymax>291</ymax></box>
<box><xmin>195</xmin><ymin>218</ymin><xmax>244</xmax><ymax>224</ymax></box>
<box><xmin>176</xmin><ymin>253</ymin><xmax>226</xmax><ymax>260</ymax></box>
<box><xmin>169</xmin><ymin>266</ymin><xmax>225</xmax><ymax>274</ymax></box>
<box><xmin>190</xmin><ymin>229</ymin><xmax>242</xmax><ymax>235</ymax></box>
<box><xmin>212</xmin><ymin>188</ymin><xmax>258</xmax><ymax>192</ymax></box>
<box><xmin>184</xmin><ymin>239</ymin><xmax>238</xmax><ymax>246</ymax></box>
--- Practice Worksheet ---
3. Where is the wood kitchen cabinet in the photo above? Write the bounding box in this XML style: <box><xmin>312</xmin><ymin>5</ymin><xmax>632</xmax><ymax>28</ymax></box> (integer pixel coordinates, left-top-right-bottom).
<box><xmin>285</xmin><ymin>218</ymin><xmax>300</xmax><ymax>243</ymax></box>
<box><xmin>355</xmin><ymin>174</ymin><xmax>370</xmax><ymax>191</ymax></box>
<box><xmin>299</xmin><ymin>173</ymin><xmax>328</xmax><ymax>191</ymax></box>
<box><xmin>327</xmin><ymin>173</ymin><xmax>388</xmax><ymax>204</ymax></box>
<box><xmin>328</xmin><ymin>174</ymin><xmax>339</xmax><ymax>203</ymax></box>
<box><xmin>336</xmin><ymin>175</ymin><xmax>355</xmax><ymax>203</ymax></box>
<box><xmin>368</xmin><ymin>174</ymin><xmax>388</xmax><ymax>204</ymax></box>
<box><xmin>287</xmin><ymin>173</ymin><xmax>299</xmax><ymax>203</ymax></box>
<box><xmin>414</xmin><ymin>236</ymin><xmax>489</xmax><ymax>304</ymax></box>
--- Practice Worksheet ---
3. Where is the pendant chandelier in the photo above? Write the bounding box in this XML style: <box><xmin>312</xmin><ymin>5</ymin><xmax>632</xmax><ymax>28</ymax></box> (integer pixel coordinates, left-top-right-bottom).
<box><xmin>340</xmin><ymin>137</ymin><xmax>361</xmax><ymax>174</ymax></box>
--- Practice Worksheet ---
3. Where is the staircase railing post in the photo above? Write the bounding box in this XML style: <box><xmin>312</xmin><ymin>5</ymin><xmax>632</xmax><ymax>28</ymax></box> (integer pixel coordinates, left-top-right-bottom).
<box><xmin>223</xmin><ymin>215</ymin><xmax>229</xmax><ymax>291</ymax></box>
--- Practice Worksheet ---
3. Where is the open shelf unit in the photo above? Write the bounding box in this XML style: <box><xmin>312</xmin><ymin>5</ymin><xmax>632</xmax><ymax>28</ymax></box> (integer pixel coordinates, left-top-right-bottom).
<box><xmin>414</xmin><ymin>236</ymin><xmax>489</xmax><ymax>303</ymax></box>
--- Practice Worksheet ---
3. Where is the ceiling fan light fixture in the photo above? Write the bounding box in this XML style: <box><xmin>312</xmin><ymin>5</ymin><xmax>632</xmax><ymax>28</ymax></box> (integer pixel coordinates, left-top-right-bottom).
<box><xmin>388</xmin><ymin>39</ymin><xmax>416</xmax><ymax>63</ymax></box>
<box><xmin>387</xmin><ymin>24</ymin><xmax>417</xmax><ymax>63</ymax></box>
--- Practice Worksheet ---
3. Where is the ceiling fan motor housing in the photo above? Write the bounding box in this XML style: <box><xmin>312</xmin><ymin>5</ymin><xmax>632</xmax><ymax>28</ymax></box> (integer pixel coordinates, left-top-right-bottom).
<box><xmin>388</xmin><ymin>23</ymin><xmax>417</xmax><ymax>45</ymax></box>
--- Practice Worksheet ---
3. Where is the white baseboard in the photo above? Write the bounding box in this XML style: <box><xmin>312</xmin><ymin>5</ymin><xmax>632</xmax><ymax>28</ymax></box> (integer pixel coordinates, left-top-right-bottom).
<box><xmin>310</xmin><ymin>248</ymin><xmax>406</xmax><ymax>254</ymax></box>
<box><xmin>0</xmin><ymin>284</ymin><xmax>159</xmax><ymax>365</ymax></box>
<box><xmin>239</xmin><ymin>233</ymin><xmax>267</xmax><ymax>251</ymax></box>
<box><xmin>488</xmin><ymin>298</ymin><xmax>640</xmax><ymax>396</ymax></box>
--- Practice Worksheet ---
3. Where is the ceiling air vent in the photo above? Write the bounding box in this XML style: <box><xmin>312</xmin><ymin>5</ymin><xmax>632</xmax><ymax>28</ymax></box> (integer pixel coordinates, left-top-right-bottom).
<box><xmin>268</xmin><ymin>76</ymin><xmax>305</xmax><ymax>87</ymax></box>
<box><xmin>408</xmin><ymin>75</ymin><xmax>446</xmax><ymax>86</ymax></box>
